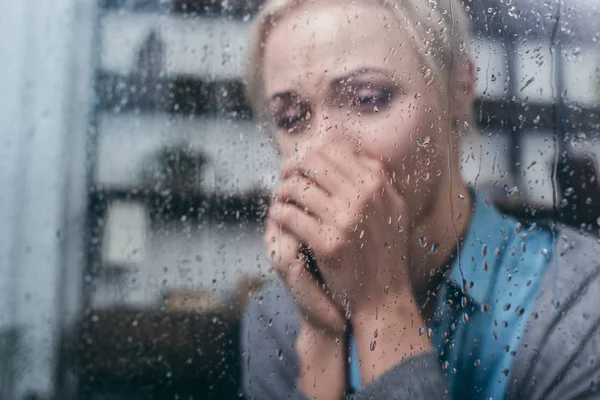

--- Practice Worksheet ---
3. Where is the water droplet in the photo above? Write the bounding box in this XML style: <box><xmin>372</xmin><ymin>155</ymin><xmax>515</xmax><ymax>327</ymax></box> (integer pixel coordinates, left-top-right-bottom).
<box><xmin>514</xmin><ymin>223</ymin><xmax>523</xmax><ymax>234</ymax></box>
<box><xmin>503</xmin><ymin>303</ymin><xmax>511</xmax><ymax>311</ymax></box>
<box><xmin>482</xmin><ymin>245</ymin><xmax>488</xmax><ymax>257</ymax></box>
<box><xmin>541</xmin><ymin>248</ymin><xmax>550</xmax><ymax>258</ymax></box>
<box><xmin>506</xmin><ymin>186</ymin><xmax>519</xmax><ymax>197</ymax></box>
<box><xmin>474</xmin><ymin>359</ymin><xmax>481</xmax><ymax>367</ymax></box>
<box><xmin>583</xmin><ymin>312</ymin><xmax>591</xmax><ymax>320</ymax></box>
<box><xmin>515</xmin><ymin>307</ymin><xmax>525</xmax><ymax>317</ymax></box>
<box><xmin>461</xmin><ymin>297</ymin><xmax>468</xmax><ymax>308</ymax></box>
<box><xmin>430</xmin><ymin>242</ymin><xmax>439</xmax><ymax>254</ymax></box>
<box><xmin>483</xmin><ymin>261</ymin><xmax>489</xmax><ymax>271</ymax></box>
<box><xmin>528</xmin><ymin>223</ymin><xmax>537</xmax><ymax>233</ymax></box>
<box><xmin>387</xmin><ymin>216</ymin><xmax>392</xmax><ymax>224</ymax></box>
<box><xmin>418</xmin><ymin>327</ymin><xmax>424</xmax><ymax>336</ymax></box>
<box><xmin>419</xmin><ymin>236</ymin><xmax>428</xmax><ymax>247</ymax></box>
<box><xmin>494</xmin><ymin>248</ymin><xmax>501</xmax><ymax>259</ymax></box>
<box><xmin>482</xmin><ymin>304</ymin><xmax>490</xmax><ymax>313</ymax></box>
<box><xmin>426</xmin><ymin>328</ymin><xmax>433</xmax><ymax>339</ymax></box>
<box><xmin>345</xmin><ymin>308</ymin><xmax>352</xmax><ymax>320</ymax></box>
<box><xmin>370</xmin><ymin>340</ymin><xmax>377</xmax><ymax>351</ymax></box>
<box><xmin>463</xmin><ymin>313</ymin><xmax>469</xmax><ymax>323</ymax></box>
<box><xmin>458</xmin><ymin>193</ymin><xmax>465</xmax><ymax>200</ymax></box>
<box><xmin>564</xmin><ymin>187</ymin><xmax>574</xmax><ymax>196</ymax></box>
<box><xmin>271</xmin><ymin>250</ymin><xmax>276</xmax><ymax>260</ymax></box>
<box><xmin>443</xmin><ymin>361</ymin><xmax>449</xmax><ymax>370</ymax></box>
<box><xmin>416</xmin><ymin>136</ymin><xmax>431</xmax><ymax>147</ymax></box>
<box><xmin>508</xmin><ymin>5</ymin><xmax>519</xmax><ymax>18</ymax></box>
<box><xmin>553</xmin><ymin>298</ymin><xmax>560</xmax><ymax>309</ymax></box>
<box><xmin>268</xmin><ymin>318</ymin><xmax>273</xmax><ymax>326</ymax></box>
<box><xmin>276</xmin><ymin>348</ymin><xmax>283</xmax><ymax>360</ymax></box>
<box><xmin>360</xmin><ymin>230</ymin><xmax>365</xmax><ymax>239</ymax></box>
<box><xmin>383</xmin><ymin>285</ymin><xmax>389</xmax><ymax>294</ymax></box>
<box><xmin>374</xmin><ymin>329</ymin><xmax>378</xmax><ymax>338</ymax></box>
<box><xmin>521</xmin><ymin>242</ymin><xmax>526</xmax><ymax>253</ymax></box>
<box><xmin>502</xmin><ymin>369</ymin><xmax>510</xmax><ymax>377</ymax></box>
<box><xmin>455</xmin><ymin>212</ymin><xmax>462</xmax><ymax>220</ymax></box>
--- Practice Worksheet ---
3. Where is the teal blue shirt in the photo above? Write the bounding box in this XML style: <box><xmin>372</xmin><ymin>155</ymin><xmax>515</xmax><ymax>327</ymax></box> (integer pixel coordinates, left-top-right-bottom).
<box><xmin>349</xmin><ymin>194</ymin><xmax>553</xmax><ymax>400</ymax></box>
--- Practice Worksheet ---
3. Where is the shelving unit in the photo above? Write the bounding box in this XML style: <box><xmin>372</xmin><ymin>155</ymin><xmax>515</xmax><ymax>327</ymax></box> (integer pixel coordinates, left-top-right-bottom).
<box><xmin>68</xmin><ymin>0</ymin><xmax>600</xmax><ymax>398</ymax></box>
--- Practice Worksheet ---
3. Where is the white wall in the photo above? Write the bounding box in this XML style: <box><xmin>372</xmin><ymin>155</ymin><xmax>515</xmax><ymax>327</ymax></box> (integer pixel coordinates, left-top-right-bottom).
<box><xmin>0</xmin><ymin>0</ymin><xmax>95</xmax><ymax>398</ymax></box>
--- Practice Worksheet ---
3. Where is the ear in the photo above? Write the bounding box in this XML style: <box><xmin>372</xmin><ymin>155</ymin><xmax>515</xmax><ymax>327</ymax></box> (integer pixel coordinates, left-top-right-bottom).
<box><xmin>451</xmin><ymin>58</ymin><xmax>475</xmax><ymax>126</ymax></box>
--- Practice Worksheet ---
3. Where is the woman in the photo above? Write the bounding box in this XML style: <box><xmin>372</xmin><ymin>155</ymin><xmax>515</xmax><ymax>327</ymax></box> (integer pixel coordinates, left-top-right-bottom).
<box><xmin>241</xmin><ymin>0</ymin><xmax>600</xmax><ymax>399</ymax></box>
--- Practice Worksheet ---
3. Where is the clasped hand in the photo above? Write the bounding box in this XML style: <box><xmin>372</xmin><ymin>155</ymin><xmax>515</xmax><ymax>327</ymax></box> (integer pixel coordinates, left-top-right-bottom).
<box><xmin>265</xmin><ymin>144</ymin><xmax>413</xmax><ymax>336</ymax></box>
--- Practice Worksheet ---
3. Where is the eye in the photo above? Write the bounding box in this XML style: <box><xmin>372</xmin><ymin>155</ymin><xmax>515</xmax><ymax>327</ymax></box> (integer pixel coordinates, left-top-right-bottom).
<box><xmin>351</xmin><ymin>87</ymin><xmax>393</xmax><ymax>112</ymax></box>
<box><xmin>269</xmin><ymin>94</ymin><xmax>311</xmax><ymax>134</ymax></box>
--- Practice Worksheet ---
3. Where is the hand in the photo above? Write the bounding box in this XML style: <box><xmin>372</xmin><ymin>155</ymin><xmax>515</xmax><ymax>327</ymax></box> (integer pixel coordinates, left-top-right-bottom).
<box><xmin>265</xmin><ymin>210</ymin><xmax>347</xmax><ymax>399</ymax></box>
<box><xmin>264</xmin><ymin>218</ymin><xmax>346</xmax><ymax>337</ymax></box>
<box><xmin>269</xmin><ymin>144</ymin><xmax>412</xmax><ymax>314</ymax></box>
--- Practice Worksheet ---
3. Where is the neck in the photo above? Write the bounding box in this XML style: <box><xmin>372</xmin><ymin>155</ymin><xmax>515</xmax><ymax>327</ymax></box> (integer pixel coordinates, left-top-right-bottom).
<box><xmin>408</xmin><ymin>171</ymin><xmax>474</xmax><ymax>317</ymax></box>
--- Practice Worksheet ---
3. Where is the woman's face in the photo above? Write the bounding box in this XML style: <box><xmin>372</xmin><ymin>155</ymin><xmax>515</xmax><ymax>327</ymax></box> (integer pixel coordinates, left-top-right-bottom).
<box><xmin>262</xmin><ymin>1</ymin><xmax>458</xmax><ymax>218</ymax></box>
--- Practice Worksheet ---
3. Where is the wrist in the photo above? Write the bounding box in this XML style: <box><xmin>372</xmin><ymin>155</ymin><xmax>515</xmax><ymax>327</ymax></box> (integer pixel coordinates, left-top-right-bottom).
<box><xmin>351</xmin><ymin>296</ymin><xmax>431</xmax><ymax>385</ymax></box>
<box><xmin>296</xmin><ymin>322</ymin><xmax>347</xmax><ymax>400</ymax></box>
<box><xmin>297</xmin><ymin>321</ymin><xmax>346</xmax><ymax>361</ymax></box>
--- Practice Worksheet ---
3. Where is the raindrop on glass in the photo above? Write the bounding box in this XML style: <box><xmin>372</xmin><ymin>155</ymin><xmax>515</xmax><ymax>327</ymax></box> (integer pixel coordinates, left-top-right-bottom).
<box><xmin>506</xmin><ymin>186</ymin><xmax>519</xmax><ymax>197</ymax></box>
<box><xmin>430</xmin><ymin>242</ymin><xmax>439</xmax><ymax>254</ymax></box>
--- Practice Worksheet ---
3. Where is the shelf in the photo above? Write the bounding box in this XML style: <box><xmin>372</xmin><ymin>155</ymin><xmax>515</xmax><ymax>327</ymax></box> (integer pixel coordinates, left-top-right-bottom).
<box><xmin>96</xmin><ymin>71</ymin><xmax>251</xmax><ymax>118</ymax></box>
<box><xmin>99</xmin><ymin>0</ymin><xmax>265</xmax><ymax>18</ymax></box>
<box><xmin>89</xmin><ymin>185</ymin><xmax>269</xmax><ymax>223</ymax></box>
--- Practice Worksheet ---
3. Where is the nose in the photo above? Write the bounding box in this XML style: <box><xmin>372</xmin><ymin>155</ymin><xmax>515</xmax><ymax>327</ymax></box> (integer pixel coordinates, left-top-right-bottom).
<box><xmin>299</xmin><ymin>107</ymin><xmax>354</xmax><ymax>156</ymax></box>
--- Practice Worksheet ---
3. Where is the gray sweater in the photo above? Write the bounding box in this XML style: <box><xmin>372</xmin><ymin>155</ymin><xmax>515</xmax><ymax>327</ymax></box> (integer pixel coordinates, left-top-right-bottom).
<box><xmin>242</xmin><ymin>226</ymin><xmax>600</xmax><ymax>399</ymax></box>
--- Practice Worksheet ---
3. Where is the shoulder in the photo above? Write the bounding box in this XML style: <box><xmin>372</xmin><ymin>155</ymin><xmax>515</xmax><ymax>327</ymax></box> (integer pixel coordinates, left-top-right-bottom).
<box><xmin>241</xmin><ymin>278</ymin><xmax>301</xmax><ymax>365</ymax></box>
<box><xmin>242</xmin><ymin>278</ymin><xmax>301</xmax><ymax>342</ymax></box>
<box><xmin>241</xmin><ymin>279</ymin><xmax>303</xmax><ymax>398</ymax></box>
<box><xmin>508</xmin><ymin>226</ymin><xmax>600</xmax><ymax>399</ymax></box>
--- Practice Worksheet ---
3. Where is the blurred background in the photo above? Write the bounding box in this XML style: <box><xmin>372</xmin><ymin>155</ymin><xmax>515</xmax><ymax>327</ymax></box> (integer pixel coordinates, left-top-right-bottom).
<box><xmin>0</xmin><ymin>0</ymin><xmax>599</xmax><ymax>398</ymax></box>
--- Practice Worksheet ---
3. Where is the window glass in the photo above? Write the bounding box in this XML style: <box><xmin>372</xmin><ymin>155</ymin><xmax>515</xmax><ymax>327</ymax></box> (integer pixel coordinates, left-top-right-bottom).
<box><xmin>1</xmin><ymin>0</ymin><xmax>600</xmax><ymax>399</ymax></box>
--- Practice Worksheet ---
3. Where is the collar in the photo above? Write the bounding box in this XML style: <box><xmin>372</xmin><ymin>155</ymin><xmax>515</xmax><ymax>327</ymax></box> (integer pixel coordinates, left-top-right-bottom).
<box><xmin>447</xmin><ymin>193</ymin><xmax>515</xmax><ymax>305</ymax></box>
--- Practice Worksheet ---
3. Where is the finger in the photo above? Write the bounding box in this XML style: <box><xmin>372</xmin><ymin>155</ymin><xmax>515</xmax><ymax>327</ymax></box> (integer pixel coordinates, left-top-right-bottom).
<box><xmin>280</xmin><ymin>152</ymin><xmax>347</xmax><ymax>194</ymax></box>
<box><xmin>270</xmin><ymin>202</ymin><xmax>340</xmax><ymax>256</ymax></box>
<box><xmin>264</xmin><ymin>218</ymin><xmax>301</xmax><ymax>273</ymax></box>
<box><xmin>275</xmin><ymin>175</ymin><xmax>334</xmax><ymax>223</ymax></box>
<box><xmin>283</xmin><ymin>259</ymin><xmax>346</xmax><ymax>333</ymax></box>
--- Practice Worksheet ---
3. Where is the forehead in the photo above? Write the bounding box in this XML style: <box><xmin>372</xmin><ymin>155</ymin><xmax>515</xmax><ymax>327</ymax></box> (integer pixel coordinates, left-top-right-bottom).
<box><xmin>262</xmin><ymin>2</ymin><xmax>420</xmax><ymax>97</ymax></box>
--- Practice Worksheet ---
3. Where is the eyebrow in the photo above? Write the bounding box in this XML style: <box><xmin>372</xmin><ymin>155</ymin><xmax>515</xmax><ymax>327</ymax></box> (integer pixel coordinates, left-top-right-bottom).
<box><xmin>267</xmin><ymin>66</ymin><xmax>394</xmax><ymax>101</ymax></box>
<box><xmin>330</xmin><ymin>67</ymin><xmax>393</xmax><ymax>86</ymax></box>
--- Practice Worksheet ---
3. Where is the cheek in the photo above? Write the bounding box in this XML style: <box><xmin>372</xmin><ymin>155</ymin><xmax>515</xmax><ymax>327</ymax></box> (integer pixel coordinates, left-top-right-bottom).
<box><xmin>353</xmin><ymin>107</ymin><xmax>440</xmax><ymax>166</ymax></box>
<box><xmin>355</xmin><ymin>109</ymin><xmax>451</xmax><ymax>192</ymax></box>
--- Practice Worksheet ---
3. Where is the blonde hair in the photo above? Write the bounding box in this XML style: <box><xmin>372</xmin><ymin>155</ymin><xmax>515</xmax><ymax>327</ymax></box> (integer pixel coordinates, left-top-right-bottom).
<box><xmin>244</xmin><ymin>0</ymin><xmax>472</xmax><ymax>123</ymax></box>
